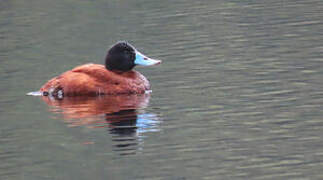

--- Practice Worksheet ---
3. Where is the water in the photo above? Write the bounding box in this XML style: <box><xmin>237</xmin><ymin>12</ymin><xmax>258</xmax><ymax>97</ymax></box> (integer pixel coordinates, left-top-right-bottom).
<box><xmin>1</xmin><ymin>0</ymin><xmax>323</xmax><ymax>179</ymax></box>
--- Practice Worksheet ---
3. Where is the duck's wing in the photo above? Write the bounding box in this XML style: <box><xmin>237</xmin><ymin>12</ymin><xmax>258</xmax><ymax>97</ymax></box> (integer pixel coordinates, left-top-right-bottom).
<box><xmin>40</xmin><ymin>64</ymin><xmax>110</xmax><ymax>96</ymax></box>
<box><xmin>71</xmin><ymin>64</ymin><xmax>112</xmax><ymax>82</ymax></box>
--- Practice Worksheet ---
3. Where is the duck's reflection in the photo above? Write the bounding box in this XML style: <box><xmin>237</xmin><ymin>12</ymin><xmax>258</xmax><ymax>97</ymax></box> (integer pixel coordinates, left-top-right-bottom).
<box><xmin>42</xmin><ymin>94</ymin><xmax>160</xmax><ymax>155</ymax></box>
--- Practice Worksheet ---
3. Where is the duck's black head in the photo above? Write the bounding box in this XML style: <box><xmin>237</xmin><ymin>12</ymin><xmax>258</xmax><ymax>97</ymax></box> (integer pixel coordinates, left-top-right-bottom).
<box><xmin>105</xmin><ymin>41</ymin><xmax>161</xmax><ymax>72</ymax></box>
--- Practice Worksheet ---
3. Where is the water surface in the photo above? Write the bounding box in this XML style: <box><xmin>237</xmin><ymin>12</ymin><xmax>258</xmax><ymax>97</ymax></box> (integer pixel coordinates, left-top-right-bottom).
<box><xmin>1</xmin><ymin>0</ymin><xmax>323</xmax><ymax>179</ymax></box>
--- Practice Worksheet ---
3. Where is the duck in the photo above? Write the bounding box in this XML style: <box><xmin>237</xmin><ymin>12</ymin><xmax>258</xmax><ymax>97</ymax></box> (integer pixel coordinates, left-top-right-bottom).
<box><xmin>39</xmin><ymin>41</ymin><xmax>161</xmax><ymax>97</ymax></box>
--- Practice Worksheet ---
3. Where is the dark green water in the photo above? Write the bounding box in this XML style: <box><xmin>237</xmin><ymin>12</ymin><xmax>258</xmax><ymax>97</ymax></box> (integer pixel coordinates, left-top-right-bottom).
<box><xmin>1</xmin><ymin>0</ymin><xmax>323</xmax><ymax>179</ymax></box>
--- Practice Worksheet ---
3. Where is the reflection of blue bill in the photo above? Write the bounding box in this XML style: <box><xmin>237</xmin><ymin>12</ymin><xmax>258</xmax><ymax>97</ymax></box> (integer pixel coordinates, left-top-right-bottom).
<box><xmin>136</xmin><ymin>113</ymin><xmax>161</xmax><ymax>134</ymax></box>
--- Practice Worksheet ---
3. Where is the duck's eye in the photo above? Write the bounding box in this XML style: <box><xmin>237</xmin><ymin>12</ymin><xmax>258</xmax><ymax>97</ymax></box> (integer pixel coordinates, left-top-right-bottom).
<box><xmin>123</xmin><ymin>51</ymin><xmax>133</xmax><ymax>59</ymax></box>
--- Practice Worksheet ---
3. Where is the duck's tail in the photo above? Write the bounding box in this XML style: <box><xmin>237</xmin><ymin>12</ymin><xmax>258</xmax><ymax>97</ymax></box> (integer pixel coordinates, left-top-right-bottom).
<box><xmin>27</xmin><ymin>88</ymin><xmax>62</xmax><ymax>98</ymax></box>
<box><xmin>26</xmin><ymin>91</ymin><xmax>44</xmax><ymax>96</ymax></box>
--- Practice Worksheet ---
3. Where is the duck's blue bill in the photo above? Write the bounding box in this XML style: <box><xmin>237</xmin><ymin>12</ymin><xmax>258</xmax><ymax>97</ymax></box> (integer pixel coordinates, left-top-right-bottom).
<box><xmin>134</xmin><ymin>51</ymin><xmax>161</xmax><ymax>66</ymax></box>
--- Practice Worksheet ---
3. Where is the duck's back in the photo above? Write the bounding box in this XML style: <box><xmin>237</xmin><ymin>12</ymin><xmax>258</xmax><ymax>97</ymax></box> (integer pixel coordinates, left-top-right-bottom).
<box><xmin>40</xmin><ymin>64</ymin><xmax>150</xmax><ymax>96</ymax></box>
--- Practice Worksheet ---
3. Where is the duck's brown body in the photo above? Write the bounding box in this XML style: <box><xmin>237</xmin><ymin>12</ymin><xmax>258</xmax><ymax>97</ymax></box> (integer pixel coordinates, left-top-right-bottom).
<box><xmin>40</xmin><ymin>64</ymin><xmax>150</xmax><ymax>96</ymax></box>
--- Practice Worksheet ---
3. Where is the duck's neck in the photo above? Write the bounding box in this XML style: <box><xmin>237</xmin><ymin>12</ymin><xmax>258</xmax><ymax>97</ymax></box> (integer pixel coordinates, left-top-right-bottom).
<box><xmin>110</xmin><ymin>69</ymin><xmax>128</xmax><ymax>74</ymax></box>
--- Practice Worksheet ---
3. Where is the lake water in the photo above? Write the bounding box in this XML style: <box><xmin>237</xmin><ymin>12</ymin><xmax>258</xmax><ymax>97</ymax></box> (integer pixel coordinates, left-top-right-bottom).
<box><xmin>1</xmin><ymin>0</ymin><xmax>323</xmax><ymax>179</ymax></box>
